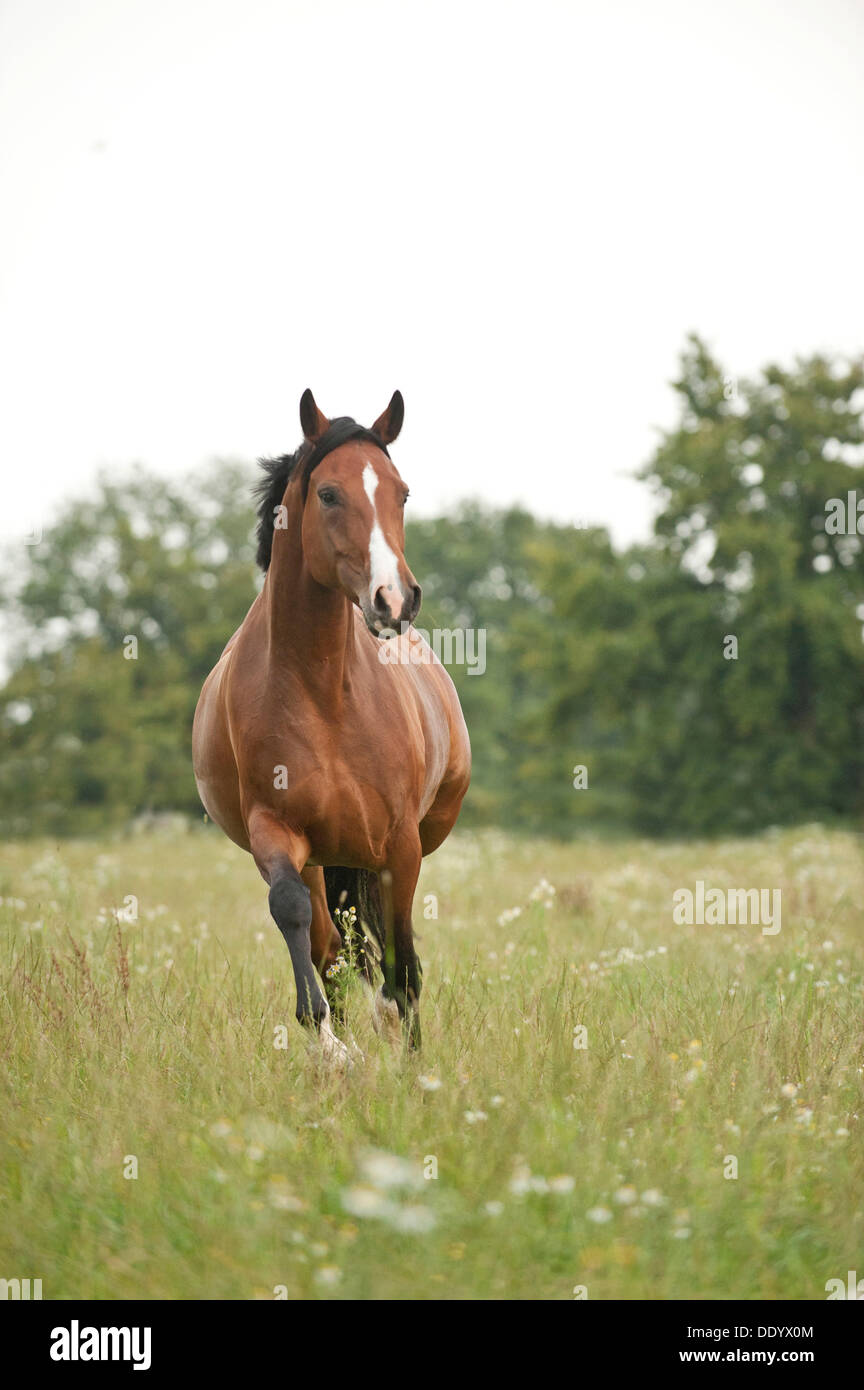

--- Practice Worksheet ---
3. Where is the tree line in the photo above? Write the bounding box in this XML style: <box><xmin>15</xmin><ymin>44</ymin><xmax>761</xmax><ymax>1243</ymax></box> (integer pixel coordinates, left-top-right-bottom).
<box><xmin>2</xmin><ymin>336</ymin><xmax>862</xmax><ymax>838</ymax></box>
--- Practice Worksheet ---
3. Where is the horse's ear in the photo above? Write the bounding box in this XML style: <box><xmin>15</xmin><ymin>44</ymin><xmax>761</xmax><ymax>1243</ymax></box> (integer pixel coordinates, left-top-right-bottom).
<box><xmin>300</xmin><ymin>388</ymin><xmax>330</xmax><ymax>443</ymax></box>
<box><xmin>372</xmin><ymin>390</ymin><xmax>404</xmax><ymax>445</ymax></box>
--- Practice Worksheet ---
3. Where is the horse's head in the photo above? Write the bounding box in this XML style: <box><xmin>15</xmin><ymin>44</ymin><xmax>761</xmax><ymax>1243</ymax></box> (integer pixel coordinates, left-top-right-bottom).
<box><xmin>295</xmin><ymin>389</ymin><xmax>421</xmax><ymax>637</ymax></box>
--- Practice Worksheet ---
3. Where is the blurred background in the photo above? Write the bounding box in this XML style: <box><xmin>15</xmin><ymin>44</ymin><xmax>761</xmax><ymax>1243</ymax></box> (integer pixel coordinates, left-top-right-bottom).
<box><xmin>1</xmin><ymin>0</ymin><xmax>862</xmax><ymax>839</ymax></box>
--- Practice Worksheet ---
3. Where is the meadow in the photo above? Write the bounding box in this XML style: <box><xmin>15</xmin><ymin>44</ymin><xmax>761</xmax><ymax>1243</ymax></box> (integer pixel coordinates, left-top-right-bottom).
<box><xmin>0</xmin><ymin>824</ymin><xmax>861</xmax><ymax>1301</ymax></box>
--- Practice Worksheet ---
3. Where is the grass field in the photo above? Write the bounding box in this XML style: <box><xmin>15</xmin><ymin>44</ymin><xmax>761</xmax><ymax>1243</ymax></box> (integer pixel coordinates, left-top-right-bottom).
<box><xmin>1</xmin><ymin>824</ymin><xmax>862</xmax><ymax>1301</ymax></box>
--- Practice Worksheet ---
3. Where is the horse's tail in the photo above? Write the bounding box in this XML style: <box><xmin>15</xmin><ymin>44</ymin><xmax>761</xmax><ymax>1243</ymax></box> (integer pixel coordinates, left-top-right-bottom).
<box><xmin>323</xmin><ymin>867</ymin><xmax>385</xmax><ymax>978</ymax></box>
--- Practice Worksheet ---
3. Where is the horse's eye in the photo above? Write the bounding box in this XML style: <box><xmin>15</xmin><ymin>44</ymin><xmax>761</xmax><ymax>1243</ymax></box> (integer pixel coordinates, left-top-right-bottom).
<box><xmin>318</xmin><ymin>488</ymin><xmax>339</xmax><ymax>507</ymax></box>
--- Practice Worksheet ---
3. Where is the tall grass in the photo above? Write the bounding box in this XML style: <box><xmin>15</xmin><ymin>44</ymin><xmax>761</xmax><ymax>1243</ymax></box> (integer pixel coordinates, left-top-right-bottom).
<box><xmin>0</xmin><ymin>826</ymin><xmax>861</xmax><ymax>1300</ymax></box>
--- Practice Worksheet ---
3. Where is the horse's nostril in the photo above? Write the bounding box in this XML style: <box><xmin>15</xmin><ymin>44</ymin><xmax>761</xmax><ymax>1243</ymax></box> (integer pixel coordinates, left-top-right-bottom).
<box><xmin>373</xmin><ymin>583</ymin><xmax>420</xmax><ymax>625</ymax></box>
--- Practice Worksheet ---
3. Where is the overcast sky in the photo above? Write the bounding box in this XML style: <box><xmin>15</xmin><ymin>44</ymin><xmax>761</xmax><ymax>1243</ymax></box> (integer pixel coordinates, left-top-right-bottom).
<box><xmin>1</xmin><ymin>0</ymin><xmax>862</xmax><ymax>550</ymax></box>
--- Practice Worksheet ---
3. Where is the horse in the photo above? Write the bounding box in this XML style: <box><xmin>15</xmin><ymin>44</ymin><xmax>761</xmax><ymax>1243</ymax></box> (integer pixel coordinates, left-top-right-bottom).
<box><xmin>191</xmin><ymin>390</ymin><xmax>471</xmax><ymax>1062</ymax></box>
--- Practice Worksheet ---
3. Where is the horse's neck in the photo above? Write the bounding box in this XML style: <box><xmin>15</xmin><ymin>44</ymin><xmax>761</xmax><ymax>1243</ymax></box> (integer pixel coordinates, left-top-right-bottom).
<box><xmin>263</xmin><ymin>523</ymin><xmax>355</xmax><ymax>702</ymax></box>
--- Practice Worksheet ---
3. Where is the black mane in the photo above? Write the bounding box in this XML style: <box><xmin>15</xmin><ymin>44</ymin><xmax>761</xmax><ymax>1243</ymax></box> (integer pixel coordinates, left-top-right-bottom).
<box><xmin>254</xmin><ymin>416</ymin><xmax>391</xmax><ymax>570</ymax></box>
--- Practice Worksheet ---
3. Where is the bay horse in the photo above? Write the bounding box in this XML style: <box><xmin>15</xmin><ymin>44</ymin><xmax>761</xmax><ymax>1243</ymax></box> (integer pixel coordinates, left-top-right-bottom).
<box><xmin>192</xmin><ymin>390</ymin><xmax>471</xmax><ymax>1061</ymax></box>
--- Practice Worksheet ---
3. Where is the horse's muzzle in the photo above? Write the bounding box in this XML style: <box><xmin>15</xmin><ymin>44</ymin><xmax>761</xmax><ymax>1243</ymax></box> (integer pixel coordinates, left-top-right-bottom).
<box><xmin>365</xmin><ymin>581</ymin><xmax>421</xmax><ymax>637</ymax></box>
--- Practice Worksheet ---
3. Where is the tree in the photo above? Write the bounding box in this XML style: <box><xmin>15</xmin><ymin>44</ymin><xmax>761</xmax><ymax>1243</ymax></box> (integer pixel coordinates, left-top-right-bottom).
<box><xmin>0</xmin><ymin>464</ymin><xmax>257</xmax><ymax>834</ymax></box>
<box><xmin>626</xmin><ymin>337</ymin><xmax>864</xmax><ymax>831</ymax></box>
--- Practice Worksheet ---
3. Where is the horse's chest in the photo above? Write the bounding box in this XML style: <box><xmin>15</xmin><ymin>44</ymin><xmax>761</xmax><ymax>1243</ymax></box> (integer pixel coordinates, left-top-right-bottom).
<box><xmin>267</xmin><ymin>693</ymin><xmax>420</xmax><ymax>853</ymax></box>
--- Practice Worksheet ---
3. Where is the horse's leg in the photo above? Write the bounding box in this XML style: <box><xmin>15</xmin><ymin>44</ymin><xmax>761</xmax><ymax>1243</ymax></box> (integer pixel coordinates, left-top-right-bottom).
<box><xmin>377</xmin><ymin>840</ymin><xmax>423</xmax><ymax>1050</ymax></box>
<box><xmin>249</xmin><ymin>816</ymin><xmax>350</xmax><ymax>1066</ymax></box>
<box><xmin>302</xmin><ymin>866</ymin><xmax>343</xmax><ymax>979</ymax></box>
<box><xmin>302</xmin><ymin>865</ymin><xmax>351</xmax><ymax>1024</ymax></box>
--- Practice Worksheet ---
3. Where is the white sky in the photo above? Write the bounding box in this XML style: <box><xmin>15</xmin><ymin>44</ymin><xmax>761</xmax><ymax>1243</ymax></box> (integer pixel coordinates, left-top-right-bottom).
<box><xmin>1</xmin><ymin>0</ymin><xmax>863</xmax><ymax>550</ymax></box>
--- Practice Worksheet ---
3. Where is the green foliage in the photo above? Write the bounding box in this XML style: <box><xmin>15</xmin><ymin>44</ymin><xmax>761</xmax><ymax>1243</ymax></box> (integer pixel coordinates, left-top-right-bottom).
<box><xmin>1</xmin><ymin>339</ymin><xmax>862</xmax><ymax>837</ymax></box>
<box><xmin>627</xmin><ymin>337</ymin><xmax>864</xmax><ymax>832</ymax></box>
<box><xmin>0</xmin><ymin>465</ymin><xmax>257</xmax><ymax>835</ymax></box>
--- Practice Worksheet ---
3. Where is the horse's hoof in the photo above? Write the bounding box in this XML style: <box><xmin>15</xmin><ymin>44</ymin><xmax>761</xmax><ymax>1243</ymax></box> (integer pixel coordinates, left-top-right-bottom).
<box><xmin>317</xmin><ymin>1019</ymin><xmax>355</xmax><ymax>1070</ymax></box>
<box><xmin>372</xmin><ymin>988</ymin><xmax>402</xmax><ymax>1046</ymax></box>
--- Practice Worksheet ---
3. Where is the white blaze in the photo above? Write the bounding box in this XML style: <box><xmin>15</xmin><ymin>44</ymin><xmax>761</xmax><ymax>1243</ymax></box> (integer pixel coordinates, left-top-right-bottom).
<box><xmin>362</xmin><ymin>462</ymin><xmax>403</xmax><ymax>623</ymax></box>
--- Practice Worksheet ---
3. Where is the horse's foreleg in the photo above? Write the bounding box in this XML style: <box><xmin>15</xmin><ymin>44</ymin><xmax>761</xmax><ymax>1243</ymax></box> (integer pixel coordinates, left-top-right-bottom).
<box><xmin>268</xmin><ymin>868</ymin><xmax>328</xmax><ymax>1026</ymax></box>
<box><xmin>379</xmin><ymin>841</ymin><xmax>423</xmax><ymax>1050</ymax></box>
<box><xmin>302</xmin><ymin>866</ymin><xmax>343</xmax><ymax>981</ymax></box>
<box><xmin>250</xmin><ymin>818</ymin><xmax>350</xmax><ymax>1066</ymax></box>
